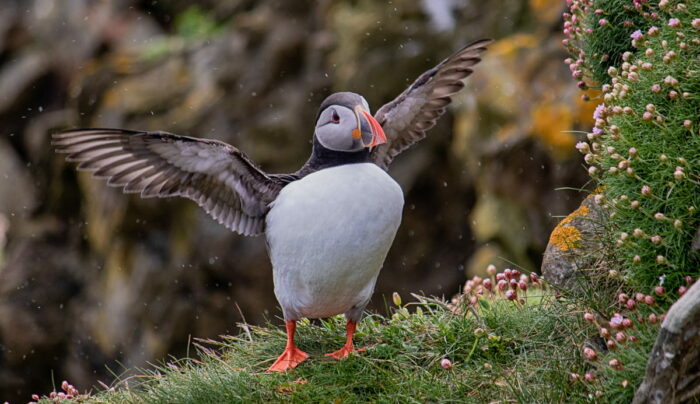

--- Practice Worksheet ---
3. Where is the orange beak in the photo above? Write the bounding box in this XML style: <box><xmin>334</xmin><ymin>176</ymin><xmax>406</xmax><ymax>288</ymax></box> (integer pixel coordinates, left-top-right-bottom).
<box><xmin>355</xmin><ymin>107</ymin><xmax>387</xmax><ymax>147</ymax></box>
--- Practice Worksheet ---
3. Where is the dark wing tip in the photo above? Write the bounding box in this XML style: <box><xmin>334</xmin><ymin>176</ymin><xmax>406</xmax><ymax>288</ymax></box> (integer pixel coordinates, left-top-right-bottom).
<box><xmin>52</xmin><ymin>127</ymin><xmax>144</xmax><ymax>136</ymax></box>
<box><xmin>467</xmin><ymin>38</ymin><xmax>495</xmax><ymax>49</ymax></box>
<box><xmin>51</xmin><ymin>128</ymin><xmax>145</xmax><ymax>146</ymax></box>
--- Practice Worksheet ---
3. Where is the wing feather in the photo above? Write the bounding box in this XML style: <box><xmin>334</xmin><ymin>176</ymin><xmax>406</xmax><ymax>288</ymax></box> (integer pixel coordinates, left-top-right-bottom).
<box><xmin>371</xmin><ymin>39</ymin><xmax>492</xmax><ymax>170</ymax></box>
<box><xmin>53</xmin><ymin>128</ymin><xmax>285</xmax><ymax>236</ymax></box>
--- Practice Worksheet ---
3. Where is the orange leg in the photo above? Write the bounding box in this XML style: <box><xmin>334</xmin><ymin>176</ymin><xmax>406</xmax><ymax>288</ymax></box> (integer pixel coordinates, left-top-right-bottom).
<box><xmin>268</xmin><ymin>321</ymin><xmax>309</xmax><ymax>372</ymax></box>
<box><xmin>325</xmin><ymin>321</ymin><xmax>366</xmax><ymax>360</ymax></box>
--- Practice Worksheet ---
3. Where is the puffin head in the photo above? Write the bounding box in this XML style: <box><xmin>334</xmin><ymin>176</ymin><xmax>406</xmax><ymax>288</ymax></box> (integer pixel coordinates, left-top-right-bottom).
<box><xmin>314</xmin><ymin>92</ymin><xmax>387</xmax><ymax>152</ymax></box>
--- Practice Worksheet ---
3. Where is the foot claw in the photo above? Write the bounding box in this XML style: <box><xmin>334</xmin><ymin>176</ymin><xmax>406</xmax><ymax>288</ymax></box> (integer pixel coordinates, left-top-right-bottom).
<box><xmin>324</xmin><ymin>346</ymin><xmax>366</xmax><ymax>360</ymax></box>
<box><xmin>268</xmin><ymin>347</ymin><xmax>309</xmax><ymax>372</ymax></box>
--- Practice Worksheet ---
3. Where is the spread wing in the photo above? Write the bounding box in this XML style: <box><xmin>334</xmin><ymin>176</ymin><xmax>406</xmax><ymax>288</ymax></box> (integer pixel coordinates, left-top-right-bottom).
<box><xmin>371</xmin><ymin>39</ymin><xmax>492</xmax><ymax>170</ymax></box>
<box><xmin>52</xmin><ymin>128</ymin><xmax>285</xmax><ymax>236</ymax></box>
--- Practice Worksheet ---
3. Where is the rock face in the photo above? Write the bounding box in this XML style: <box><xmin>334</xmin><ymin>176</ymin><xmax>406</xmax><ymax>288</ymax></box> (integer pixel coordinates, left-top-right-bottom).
<box><xmin>0</xmin><ymin>0</ymin><xmax>590</xmax><ymax>400</ymax></box>
<box><xmin>541</xmin><ymin>195</ymin><xmax>607</xmax><ymax>291</ymax></box>
<box><xmin>633</xmin><ymin>281</ymin><xmax>700</xmax><ymax>403</ymax></box>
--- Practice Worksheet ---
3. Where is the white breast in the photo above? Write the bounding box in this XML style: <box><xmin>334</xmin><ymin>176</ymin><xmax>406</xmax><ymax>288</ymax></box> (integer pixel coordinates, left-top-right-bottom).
<box><xmin>265</xmin><ymin>163</ymin><xmax>404</xmax><ymax>321</ymax></box>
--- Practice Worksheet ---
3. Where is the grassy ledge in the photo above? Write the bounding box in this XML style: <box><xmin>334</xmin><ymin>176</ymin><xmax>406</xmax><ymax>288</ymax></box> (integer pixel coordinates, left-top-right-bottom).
<box><xmin>36</xmin><ymin>291</ymin><xmax>594</xmax><ymax>403</ymax></box>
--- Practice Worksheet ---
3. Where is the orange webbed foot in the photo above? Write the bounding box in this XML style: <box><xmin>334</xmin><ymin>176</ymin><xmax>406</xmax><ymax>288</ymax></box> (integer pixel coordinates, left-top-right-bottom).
<box><xmin>324</xmin><ymin>345</ymin><xmax>366</xmax><ymax>360</ymax></box>
<box><xmin>268</xmin><ymin>346</ymin><xmax>309</xmax><ymax>372</ymax></box>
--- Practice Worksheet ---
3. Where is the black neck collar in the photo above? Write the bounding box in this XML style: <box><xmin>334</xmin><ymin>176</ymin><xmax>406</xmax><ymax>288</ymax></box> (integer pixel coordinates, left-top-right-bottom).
<box><xmin>302</xmin><ymin>137</ymin><xmax>371</xmax><ymax>171</ymax></box>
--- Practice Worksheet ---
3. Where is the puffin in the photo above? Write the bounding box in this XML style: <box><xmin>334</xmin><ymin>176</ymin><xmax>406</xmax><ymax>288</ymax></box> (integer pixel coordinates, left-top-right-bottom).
<box><xmin>52</xmin><ymin>39</ymin><xmax>492</xmax><ymax>372</ymax></box>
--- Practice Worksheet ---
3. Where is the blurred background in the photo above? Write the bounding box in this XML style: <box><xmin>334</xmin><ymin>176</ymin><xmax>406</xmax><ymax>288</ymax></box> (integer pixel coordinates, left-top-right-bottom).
<box><xmin>0</xmin><ymin>0</ymin><xmax>594</xmax><ymax>400</ymax></box>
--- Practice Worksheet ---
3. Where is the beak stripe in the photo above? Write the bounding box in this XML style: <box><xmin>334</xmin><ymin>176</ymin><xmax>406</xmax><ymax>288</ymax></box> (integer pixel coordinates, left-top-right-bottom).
<box><xmin>360</xmin><ymin>110</ymin><xmax>387</xmax><ymax>147</ymax></box>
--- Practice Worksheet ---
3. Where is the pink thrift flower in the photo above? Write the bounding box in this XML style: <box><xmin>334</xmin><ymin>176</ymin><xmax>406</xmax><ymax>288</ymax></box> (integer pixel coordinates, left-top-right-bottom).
<box><xmin>593</xmin><ymin>104</ymin><xmax>605</xmax><ymax>119</ymax></box>
<box><xmin>610</xmin><ymin>313</ymin><xmax>624</xmax><ymax>328</ymax></box>
<box><xmin>668</xmin><ymin>18</ymin><xmax>680</xmax><ymax>28</ymax></box>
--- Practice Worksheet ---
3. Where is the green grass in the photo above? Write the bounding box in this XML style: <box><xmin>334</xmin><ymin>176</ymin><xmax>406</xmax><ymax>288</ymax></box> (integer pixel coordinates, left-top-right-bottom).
<box><xmin>42</xmin><ymin>293</ymin><xmax>597</xmax><ymax>403</ymax></box>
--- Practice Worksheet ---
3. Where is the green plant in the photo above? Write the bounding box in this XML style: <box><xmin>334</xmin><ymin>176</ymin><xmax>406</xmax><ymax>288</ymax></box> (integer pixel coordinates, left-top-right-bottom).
<box><xmin>564</xmin><ymin>0</ymin><xmax>663</xmax><ymax>85</ymax></box>
<box><xmin>569</xmin><ymin>0</ymin><xmax>700</xmax><ymax>294</ymax></box>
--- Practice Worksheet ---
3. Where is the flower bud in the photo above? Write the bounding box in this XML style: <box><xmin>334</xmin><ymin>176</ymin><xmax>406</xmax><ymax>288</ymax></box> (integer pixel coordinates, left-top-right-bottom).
<box><xmin>487</xmin><ymin>264</ymin><xmax>497</xmax><ymax>276</ymax></box>
<box><xmin>441</xmin><ymin>358</ymin><xmax>454</xmax><ymax>370</ymax></box>
<box><xmin>609</xmin><ymin>358</ymin><xmax>623</xmax><ymax>370</ymax></box>
<box><xmin>509</xmin><ymin>279</ymin><xmax>518</xmax><ymax>290</ymax></box>
<box><xmin>529</xmin><ymin>272</ymin><xmax>539</xmax><ymax>284</ymax></box>
<box><xmin>518</xmin><ymin>280</ymin><xmax>528</xmax><ymax>292</ymax></box>
<box><xmin>576</xmin><ymin>142</ymin><xmax>590</xmax><ymax>154</ymax></box>
<box><xmin>583</xmin><ymin>347</ymin><xmax>598</xmax><ymax>361</ymax></box>
<box><xmin>392</xmin><ymin>292</ymin><xmax>402</xmax><ymax>306</ymax></box>
<box><xmin>615</xmin><ymin>332</ymin><xmax>627</xmax><ymax>344</ymax></box>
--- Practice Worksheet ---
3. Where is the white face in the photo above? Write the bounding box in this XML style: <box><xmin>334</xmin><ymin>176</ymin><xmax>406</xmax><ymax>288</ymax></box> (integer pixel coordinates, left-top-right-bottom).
<box><xmin>314</xmin><ymin>105</ymin><xmax>364</xmax><ymax>152</ymax></box>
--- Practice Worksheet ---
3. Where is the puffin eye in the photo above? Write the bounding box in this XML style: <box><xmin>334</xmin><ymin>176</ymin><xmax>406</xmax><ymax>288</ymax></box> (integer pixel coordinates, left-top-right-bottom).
<box><xmin>331</xmin><ymin>110</ymin><xmax>340</xmax><ymax>123</ymax></box>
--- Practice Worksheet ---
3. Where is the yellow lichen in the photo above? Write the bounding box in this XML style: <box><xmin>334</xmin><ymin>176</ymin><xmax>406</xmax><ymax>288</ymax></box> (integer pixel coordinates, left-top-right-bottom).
<box><xmin>549</xmin><ymin>204</ymin><xmax>590</xmax><ymax>251</ymax></box>
<box><xmin>559</xmin><ymin>204</ymin><xmax>590</xmax><ymax>226</ymax></box>
<box><xmin>549</xmin><ymin>224</ymin><xmax>582</xmax><ymax>251</ymax></box>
